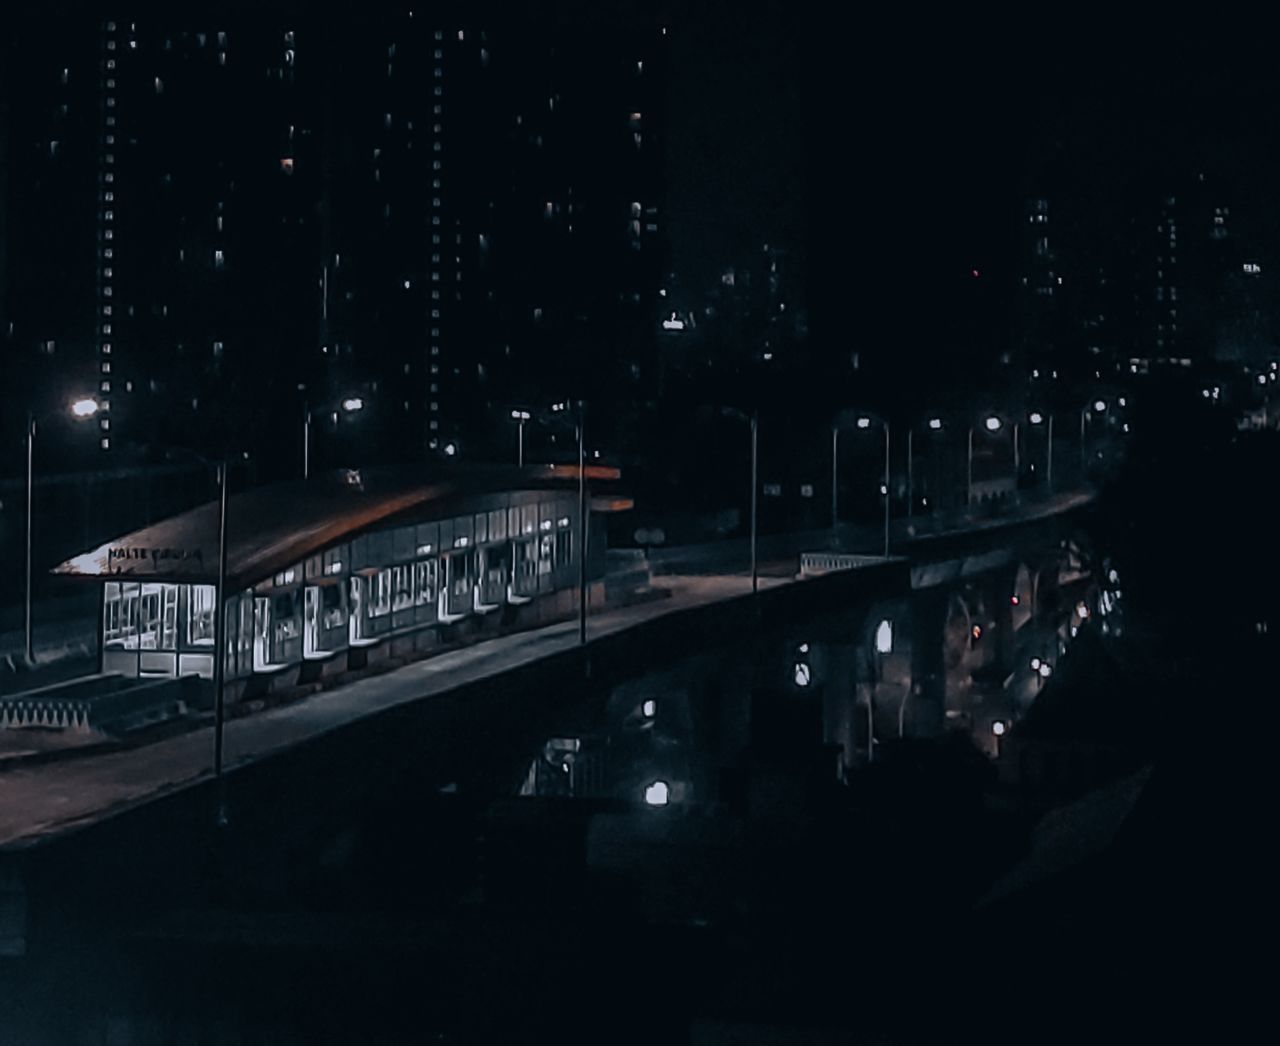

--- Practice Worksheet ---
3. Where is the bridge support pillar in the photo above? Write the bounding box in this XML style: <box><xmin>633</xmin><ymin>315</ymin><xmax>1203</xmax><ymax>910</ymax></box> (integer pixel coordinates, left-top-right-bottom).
<box><xmin>822</xmin><ymin>641</ymin><xmax>861</xmax><ymax>774</ymax></box>
<box><xmin>907</xmin><ymin>588</ymin><xmax>947</xmax><ymax>739</ymax></box>
<box><xmin>0</xmin><ymin>856</ymin><xmax>26</xmax><ymax>957</ymax></box>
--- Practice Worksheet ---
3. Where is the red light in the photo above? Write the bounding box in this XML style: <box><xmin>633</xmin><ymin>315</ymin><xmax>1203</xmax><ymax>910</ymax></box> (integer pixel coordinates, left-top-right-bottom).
<box><xmin>1011</xmin><ymin>595</ymin><xmax>1020</xmax><ymax>605</ymax></box>
<box><xmin>971</xmin><ymin>269</ymin><xmax>980</xmax><ymax>278</ymax></box>
<box><xmin>971</xmin><ymin>625</ymin><xmax>982</xmax><ymax>640</ymax></box>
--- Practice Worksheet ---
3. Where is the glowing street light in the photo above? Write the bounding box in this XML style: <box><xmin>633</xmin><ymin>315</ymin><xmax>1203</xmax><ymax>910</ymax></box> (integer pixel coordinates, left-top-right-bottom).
<box><xmin>70</xmin><ymin>397</ymin><xmax>100</xmax><ymax>419</ymax></box>
<box><xmin>835</xmin><ymin>411</ymin><xmax>890</xmax><ymax>555</ymax></box>
<box><xmin>510</xmin><ymin>409</ymin><xmax>531</xmax><ymax>466</ymax></box>
<box><xmin>302</xmin><ymin>391</ymin><xmax>365</xmax><ymax>479</ymax></box>
<box><xmin>643</xmin><ymin>780</ymin><xmax>670</xmax><ymax>807</ymax></box>
<box><xmin>992</xmin><ymin>720</ymin><xmax>1007</xmax><ymax>737</ymax></box>
<box><xmin>968</xmin><ymin>415</ymin><xmax>1016</xmax><ymax>505</ymax></box>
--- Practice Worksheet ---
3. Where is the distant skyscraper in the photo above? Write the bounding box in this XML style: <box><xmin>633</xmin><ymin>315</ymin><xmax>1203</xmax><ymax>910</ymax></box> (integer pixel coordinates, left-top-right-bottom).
<box><xmin>1</xmin><ymin>3</ymin><xmax>667</xmax><ymax>474</ymax></box>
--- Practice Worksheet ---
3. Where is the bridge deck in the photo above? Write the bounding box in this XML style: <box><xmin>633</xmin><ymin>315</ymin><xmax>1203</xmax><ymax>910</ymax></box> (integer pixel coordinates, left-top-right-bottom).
<box><xmin>0</xmin><ymin>572</ymin><xmax>798</xmax><ymax>851</ymax></box>
<box><xmin>0</xmin><ymin>489</ymin><xmax>1094</xmax><ymax>853</ymax></box>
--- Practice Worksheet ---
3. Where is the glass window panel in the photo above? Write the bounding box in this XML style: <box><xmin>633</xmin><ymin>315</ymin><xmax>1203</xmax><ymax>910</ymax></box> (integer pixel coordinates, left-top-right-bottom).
<box><xmin>186</xmin><ymin>584</ymin><xmax>216</xmax><ymax>646</ymax></box>
<box><xmin>103</xmin><ymin>581</ymin><xmax>141</xmax><ymax>649</ymax></box>
<box><xmin>392</xmin><ymin>564</ymin><xmax>413</xmax><ymax>610</ymax></box>
<box><xmin>322</xmin><ymin>583</ymin><xmax>346</xmax><ymax>629</ymax></box>
<box><xmin>371</xmin><ymin>569</ymin><xmax>392</xmax><ymax>617</ymax></box>
<box><xmin>414</xmin><ymin>558</ymin><xmax>437</xmax><ymax>605</ymax></box>
<box><xmin>139</xmin><ymin>584</ymin><xmax>163</xmax><ymax>649</ymax></box>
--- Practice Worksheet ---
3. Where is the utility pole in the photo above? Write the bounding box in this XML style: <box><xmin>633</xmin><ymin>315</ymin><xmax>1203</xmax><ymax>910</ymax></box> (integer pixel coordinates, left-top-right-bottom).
<box><xmin>577</xmin><ymin>401</ymin><xmax>588</xmax><ymax>646</ymax></box>
<box><xmin>213</xmin><ymin>460</ymin><xmax>230</xmax><ymax>827</ymax></box>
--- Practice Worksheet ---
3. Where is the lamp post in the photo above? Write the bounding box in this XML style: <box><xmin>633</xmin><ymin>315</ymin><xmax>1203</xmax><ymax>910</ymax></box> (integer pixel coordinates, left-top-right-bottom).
<box><xmin>966</xmin><ymin>427</ymin><xmax>974</xmax><ymax>507</ymax></box>
<box><xmin>577</xmin><ymin>401</ymin><xmax>587</xmax><ymax>645</ymax></box>
<box><xmin>855</xmin><ymin>417</ymin><xmax>896</xmax><ymax>558</ymax></box>
<box><xmin>212</xmin><ymin>459</ymin><xmax>230</xmax><ymax>806</ymax></box>
<box><xmin>511</xmin><ymin>410</ymin><xmax>531</xmax><ymax>467</ymax></box>
<box><xmin>301</xmin><ymin>391</ymin><xmax>364</xmax><ymax>479</ymax></box>
<box><xmin>910</xmin><ymin>417</ymin><xmax>943</xmax><ymax>518</ymax></box>
<box><xmin>163</xmin><ymin>446</ymin><xmax>231</xmax><ymax>823</ymax></box>
<box><xmin>968</xmin><ymin>415</ymin><xmax>1003</xmax><ymax>506</ymax></box>
<box><xmin>751</xmin><ymin>412</ymin><xmax>758</xmax><ymax>593</ymax></box>
<box><xmin>722</xmin><ymin>407</ymin><xmax>759</xmax><ymax>594</ymax></box>
<box><xmin>1082</xmin><ymin>399</ymin><xmax>1106</xmax><ymax>472</ymax></box>
<box><xmin>25</xmin><ymin>398</ymin><xmax>100</xmax><ymax>666</ymax></box>
<box><xmin>830</xmin><ymin>425</ymin><xmax>839</xmax><ymax>532</ymax></box>
<box><xmin>1029</xmin><ymin>411</ymin><xmax>1053</xmax><ymax>490</ymax></box>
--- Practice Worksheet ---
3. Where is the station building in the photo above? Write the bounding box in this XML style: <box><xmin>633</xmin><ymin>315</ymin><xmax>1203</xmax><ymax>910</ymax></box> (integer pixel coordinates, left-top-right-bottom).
<box><xmin>51</xmin><ymin>465</ymin><xmax>630</xmax><ymax>706</ymax></box>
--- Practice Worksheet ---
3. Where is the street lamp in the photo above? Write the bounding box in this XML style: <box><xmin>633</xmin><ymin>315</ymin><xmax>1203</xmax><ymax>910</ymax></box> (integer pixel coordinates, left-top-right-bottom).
<box><xmin>577</xmin><ymin>401</ymin><xmax>588</xmax><ymax>645</ymax></box>
<box><xmin>967</xmin><ymin>416</ymin><xmax>1001</xmax><ymax>506</ymax></box>
<box><xmin>1029</xmin><ymin>410</ymin><xmax>1054</xmax><ymax>490</ymax></box>
<box><xmin>510</xmin><ymin>409</ymin><xmax>531</xmax><ymax>467</ymax></box>
<box><xmin>301</xmin><ymin>389</ymin><xmax>364</xmax><ymax>479</ymax></box>
<box><xmin>160</xmin><ymin>445</ymin><xmax>231</xmax><ymax>823</ymax></box>
<box><xmin>1080</xmin><ymin>404</ymin><xmax>1097</xmax><ymax>472</ymax></box>
<box><xmin>24</xmin><ymin>398</ymin><xmax>100</xmax><ymax>665</ymax></box>
<box><xmin>722</xmin><ymin>407</ymin><xmax>759</xmax><ymax>594</ymax></box>
<box><xmin>836</xmin><ymin>413</ymin><xmax>890</xmax><ymax>556</ymax></box>
<box><xmin>906</xmin><ymin>417</ymin><xmax>944</xmax><ymax>520</ymax></box>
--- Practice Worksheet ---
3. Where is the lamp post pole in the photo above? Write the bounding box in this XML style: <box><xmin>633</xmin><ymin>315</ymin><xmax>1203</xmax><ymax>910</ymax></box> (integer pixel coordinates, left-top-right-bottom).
<box><xmin>831</xmin><ymin>425</ymin><xmax>839</xmax><ymax>533</ymax></box>
<box><xmin>966</xmin><ymin>426</ymin><xmax>974</xmax><ymax>507</ymax></box>
<box><xmin>881</xmin><ymin>422</ymin><xmax>890</xmax><ymax>557</ymax></box>
<box><xmin>302</xmin><ymin>400</ymin><xmax>311</xmax><ymax>480</ymax></box>
<box><xmin>577</xmin><ymin>402</ymin><xmax>587</xmax><ymax>646</ymax></box>
<box><xmin>1013</xmin><ymin>421</ymin><xmax>1021</xmax><ymax>489</ymax></box>
<box><xmin>24</xmin><ymin>412</ymin><xmax>35</xmax><ymax>665</ymax></box>
<box><xmin>213</xmin><ymin>460</ymin><xmax>229</xmax><ymax>799</ymax></box>
<box><xmin>518</xmin><ymin>418</ymin><xmax>525</xmax><ymax>468</ymax></box>
<box><xmin>906</xmin><ymin>428</ymin><xmax>914</xmax><ymax>520</ymax></box>
<box><xmin>751</xmin><ymin>413</ymin><xmax>759</xmax><ymax>595</ymax></box>
<box><xmin>1047</xmin><ymin>413</ymin><xmax>1054</xmax><ymax>491</ymax></box>
<box><xmin>1080</xmin><ymin>408</ymin><xmax>1088</xmax><ymax>472</ymax></box>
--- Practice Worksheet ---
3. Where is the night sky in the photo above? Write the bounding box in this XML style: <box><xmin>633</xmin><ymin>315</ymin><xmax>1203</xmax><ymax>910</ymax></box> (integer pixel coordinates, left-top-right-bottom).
<box><xmin>664</xmin><ymin>6</ymin><xmax>1280</xmax><ymax>372</ymax></box>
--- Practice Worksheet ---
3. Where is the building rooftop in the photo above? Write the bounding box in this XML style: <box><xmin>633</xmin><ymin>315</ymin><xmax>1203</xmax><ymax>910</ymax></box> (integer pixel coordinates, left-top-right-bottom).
<box><xmin>52</xmin><ymin>464</ymin><xmax>627</xmax><ymax>591</ymax></box>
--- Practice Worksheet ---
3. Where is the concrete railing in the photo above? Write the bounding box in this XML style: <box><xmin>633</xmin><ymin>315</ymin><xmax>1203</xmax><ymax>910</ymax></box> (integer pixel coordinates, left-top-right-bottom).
<box><xmin>798</xmin><ymin>552</ymin><xmax>891</xmax><ymax>576</ymax></box>
<box><xmin>0</xmin><ymin>672</ymin><xmax>195</xmax><ymax>735</ymax></box>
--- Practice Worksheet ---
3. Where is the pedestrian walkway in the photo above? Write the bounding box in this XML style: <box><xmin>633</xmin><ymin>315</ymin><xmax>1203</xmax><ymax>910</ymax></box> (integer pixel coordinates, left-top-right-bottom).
<box><xmin>0</xmin><ymin>572</ymin><xmax>788</xmax><ymax>850</ymax></box>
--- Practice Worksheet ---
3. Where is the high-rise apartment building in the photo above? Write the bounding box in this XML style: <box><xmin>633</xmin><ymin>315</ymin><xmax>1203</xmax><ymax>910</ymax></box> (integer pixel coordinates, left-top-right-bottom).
<box><xmin>1</xmin><ymin>2</ymin><xmax>667</xmax><ymax>476</ymax></box>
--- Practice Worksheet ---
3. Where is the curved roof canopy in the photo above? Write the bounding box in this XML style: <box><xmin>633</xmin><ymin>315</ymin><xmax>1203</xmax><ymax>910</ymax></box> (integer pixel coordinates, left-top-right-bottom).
<box><xmin>52</xmin><ymin>464</ymin><xmax>626</xmax><ymax>591</ymax></box>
